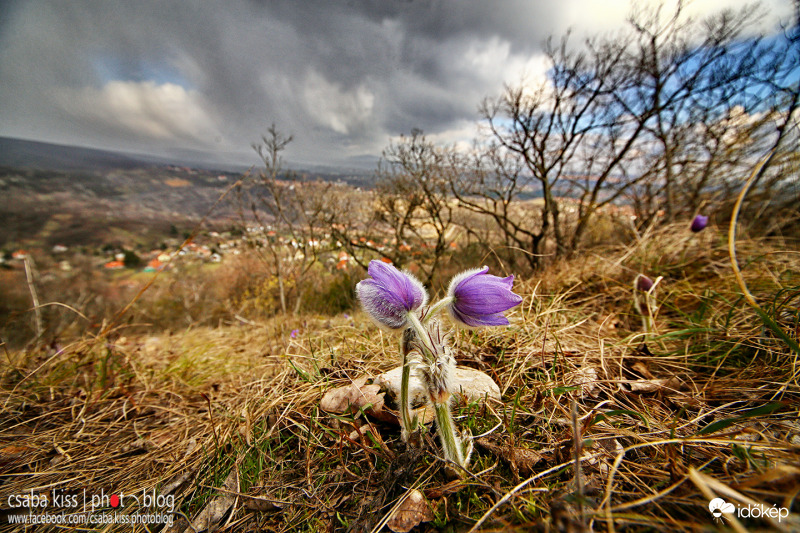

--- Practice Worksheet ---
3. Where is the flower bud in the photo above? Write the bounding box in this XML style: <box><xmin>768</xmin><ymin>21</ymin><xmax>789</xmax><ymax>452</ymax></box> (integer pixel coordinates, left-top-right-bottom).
<box><xmin>636</xmin><ymin>274</ymin><xmax>654</xmax><ymax>292</ymax></box>
<box><xmin>446</xmin><ymin>267</ymin><xmax>522</xmax><ymax>327</ymax></box>
<box><xmin>356</xmin><ymin>260</ymin><xmax>427</xmax><ymax>330</ymax></box>
<box><xmin>691</xmin><ymin>214</ymin><xmax>708</xmax><ymax>233</ymax></box>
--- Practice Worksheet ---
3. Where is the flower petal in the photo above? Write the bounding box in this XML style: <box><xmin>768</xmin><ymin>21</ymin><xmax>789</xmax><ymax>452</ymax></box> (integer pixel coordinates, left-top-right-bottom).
<box><xmin>446</xmin><ymin>266</ymin><xmax>522</xmax><ymax>328</ymax></box>
<box><xmin>450</xmin><ymin>308</ymin><xmax>510</xmax><ymax>328</ymax></box>
<box><xmin>356</xmin><ymin>260</ymin><xmax>428</xmax><ymax>330</ymax></box>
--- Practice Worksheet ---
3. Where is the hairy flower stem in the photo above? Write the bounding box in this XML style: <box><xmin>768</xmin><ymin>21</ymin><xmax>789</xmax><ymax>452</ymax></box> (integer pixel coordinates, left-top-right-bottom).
<box><xmin>406</xmin><ymin>311</ymin><xmax>436</xmax><ymax>358</ymax></box>
<box><xmin>399</xmin><ymin>333</ymin><xmax>416</xmax><ymax>443</ymax></box>
<box><xmin>396</xmin><ymin>312</ymin><xmax>436</xmax><ymax>444</ymax></box>
<box><xmin>433</xmin><ymin>397</ymin><xmax>466</xmax><ymax>469</ymax></box>
<box><xmin>639</xmin><ymin>293</ymin><xmax>654</xmax><ymax>335</ymax></box>
<box><xmin>633</xmin><ymin>276</ymin><xmax>661</xmax><ymax>337</ymax></box>
<box><xmin>424</xmin><ymin>297</ymin><xmax>454</xmax><ymax>324</ymax></box>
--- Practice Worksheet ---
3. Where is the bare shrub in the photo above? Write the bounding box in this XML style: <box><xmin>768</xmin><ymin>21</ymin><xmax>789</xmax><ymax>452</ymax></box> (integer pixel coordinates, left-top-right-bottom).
<box><xmin>455</xmin><ymin>1</ymin><xmax>799</xmax><ymax>269</ymax></box>
<box><xmin>326</xmin><ymin>130</ymin><xmax>458</xmax><ymax>286</ymax></box>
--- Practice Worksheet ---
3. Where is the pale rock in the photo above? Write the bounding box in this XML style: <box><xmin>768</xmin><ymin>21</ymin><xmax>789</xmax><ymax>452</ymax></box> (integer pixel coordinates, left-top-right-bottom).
<box><xmin>386</xmin><ymin>488</ymin><xmax>433</xmax><ymax>533</ymax></box>
<box><xmin>573</xmin><ymin>366</ymin><xmax>599</xmax><ymax>398</ymax></box>
<box><xmin>376</xmin><ymin>366</ymin><xmax>501</xmax><ymax>407</ymax></box>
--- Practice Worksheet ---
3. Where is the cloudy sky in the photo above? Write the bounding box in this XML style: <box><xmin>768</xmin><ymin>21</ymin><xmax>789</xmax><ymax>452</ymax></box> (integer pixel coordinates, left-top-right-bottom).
<box><xmin>0</xmin><ymin>0</ymin><xmax>795</xmax><ymax>169</ymax></box>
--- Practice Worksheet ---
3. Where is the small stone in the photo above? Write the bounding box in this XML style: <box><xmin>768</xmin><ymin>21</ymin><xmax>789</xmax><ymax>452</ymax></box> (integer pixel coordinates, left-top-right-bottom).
<box><xmin>386</xmin><ymin>489</ymin><xmax>434</xmax><ymax>533</ymax></box>
<box><xmin>377</xmin><ymin>366</ymin><xmax>501</xmax><ymax>406</ymax></box>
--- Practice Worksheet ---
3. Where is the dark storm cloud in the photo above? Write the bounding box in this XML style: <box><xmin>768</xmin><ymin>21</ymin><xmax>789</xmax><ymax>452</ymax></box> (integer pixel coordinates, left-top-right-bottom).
<box><xmin>0</xmin><ymin>0</ymin><xmax>792</xmax><ymax>168</ymax></box>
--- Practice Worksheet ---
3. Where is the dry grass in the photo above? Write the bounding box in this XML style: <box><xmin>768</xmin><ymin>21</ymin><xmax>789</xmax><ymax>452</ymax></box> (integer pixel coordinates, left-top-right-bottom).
<box><xmin>2</xmin><ymin>223</ymin><xmax>800</xmax><ymax>532</ymax></box>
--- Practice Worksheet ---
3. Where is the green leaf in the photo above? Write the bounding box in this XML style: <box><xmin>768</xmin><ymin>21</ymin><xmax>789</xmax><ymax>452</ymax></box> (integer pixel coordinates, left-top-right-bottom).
<box><xmin>754</xmin><ymin>308</ymin><xmax>800</xmax><ymax>356</ymax></box>
<box><xmin>695</xmin><ymin>402</ymin><xmax>785</xmax><ymax>435</ymax></box>
<box><xmin>655</xmin><ymin>327</ymin><xmax>715</xmax><ymax>339</ymax></box>
<box><xmin>551</xmin><ymin>385</ymin><xmax>579</xmax><ymax>396</ymax></box>
<box><xmin>593</xmin><ymin>409</ymin><xmax>650</xmax><ymax>429</ymax></box>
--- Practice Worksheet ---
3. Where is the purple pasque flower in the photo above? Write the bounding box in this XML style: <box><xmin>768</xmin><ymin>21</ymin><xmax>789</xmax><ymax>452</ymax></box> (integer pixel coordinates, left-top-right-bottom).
<box><xmin>691</xmin><ymin>214</ymin><xmax>708</xmax><ymax>233</ymax></box>
<box><xmin>636</xmin><ymin>274</ymin><xmax>654</xmax><ymax>292</ymax></box>
<box><xmin>356</xmin><ymin>260</ymin><xmax>428</xmax><ymax>330</ymax></box>
<box><xmin>446</xmin><ymin>266</ymin><xmax>522</xmax><ymax>327</ymax></box>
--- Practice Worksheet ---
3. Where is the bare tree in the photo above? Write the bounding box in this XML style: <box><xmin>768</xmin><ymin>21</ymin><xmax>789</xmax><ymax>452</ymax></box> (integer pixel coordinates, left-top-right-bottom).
<box><xmin>327</xmin><ymin>130</ymin><xmax>457</xmax><ymax>285</ymax></box>
<box><xmin>459</xmin><ymin>28</ymin><xmax>646</xmax><ymax>267</ymax></box>
<box><xmin>456</xmin><ymin>1</ymin><xmax>799</xmax><ymax>268</ymax></box>
<box><xmin>619</xmin><ymin>2</ymin><xmax>799</xmax><ymax>226</ymax></box>
<box><xmin>241</xmin><ymin>124</ymin><xmax>334</xmax><ymax>315</ymax></box>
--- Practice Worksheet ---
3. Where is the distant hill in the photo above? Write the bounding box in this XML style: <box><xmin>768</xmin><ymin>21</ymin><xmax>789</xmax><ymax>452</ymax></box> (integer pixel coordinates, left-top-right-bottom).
<box><xmin>0</xmin><ymin>161</ymin><xmax>244</xmax><ymax>250</ymax></box>
<box><xmin>0</xmin><ymin>136</ymin><xmax>374</xmax><ymax>184</ymax></box>
<box><xmin>0</xmin><ymin>137</ymin><xmax>377</xmax><ymax>250</ymax></box>
<box><xmin>0</xmin><ymin>136</ymin><xmax>182</xmax><ymax>172</ymax></box>
<box><xmin>0</xmin><ymin>136</ymin><xmax>269</xmax><ymax>173</ymax></box>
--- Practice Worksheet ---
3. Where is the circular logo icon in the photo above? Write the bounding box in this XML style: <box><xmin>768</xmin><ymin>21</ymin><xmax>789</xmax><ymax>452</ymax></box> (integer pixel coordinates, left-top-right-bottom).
<box><xmin>708</xmin><ymin>498</ymin><xmax>735</xmax><ymax>518</ymax></box>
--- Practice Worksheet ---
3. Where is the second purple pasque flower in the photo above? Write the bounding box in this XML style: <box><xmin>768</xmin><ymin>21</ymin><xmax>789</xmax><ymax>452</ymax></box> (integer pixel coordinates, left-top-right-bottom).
<box><xmin>636</xmin><ymin>274</ymin><xmax>654</xmax><ymax>292</ymax></box>
<box><xmin>356</xmin><ymin>260</ymin><xmax>427</xmax><ymax>330</ymax></box>
<box><xmin>691</xmin><ymin>214</ymin><xmax>708</xmax><ymax>233</ymax></box>
<box><xmin>446</xmin><ymin>266</ymin><xmax>522</xmax><ymax>327</ymax></box>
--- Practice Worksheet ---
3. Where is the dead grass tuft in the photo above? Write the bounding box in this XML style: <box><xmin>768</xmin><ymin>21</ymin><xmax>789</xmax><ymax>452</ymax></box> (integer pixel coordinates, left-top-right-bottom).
<box><xmin>2</xmin><ymin>224</ymin><xmax>799</xmax><ymax>532</ymax></box>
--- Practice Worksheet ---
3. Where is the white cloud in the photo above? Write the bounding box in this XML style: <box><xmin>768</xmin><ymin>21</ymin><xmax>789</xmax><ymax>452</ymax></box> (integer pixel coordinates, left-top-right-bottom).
<box><xmin>425</xmin><ymin>119</ymin><xmax>482</xmax><ymax>151</ymax></box>
<box><xmin>53</xmin><ymin>80</ymin><xmax>221</xmax><ymax>145</ymax></box>
<box><xmin>302</xmin><ymin>70</ymin><xmax>375</xmax><ymax>135</ymax></box>
<box><xmin>1</xmin><ymin>0</ymin><xmax>793</xmax><ymax>167</ymax></box>
<box><xmin>560</xmin><ymin>0</ymin><xmax>794</xmax><ymax>37</ymax></box>
<box><xmin>680</xmin><ymin>0</ymin><xmax>794</xmax><ymax>29</ymax></box>
<box><xmin>459</xmin><ymin>36</ymin><xmax>550</xmax><ymax>87</ymax></box>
